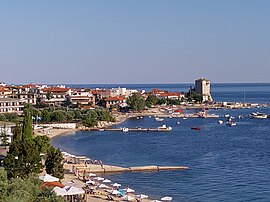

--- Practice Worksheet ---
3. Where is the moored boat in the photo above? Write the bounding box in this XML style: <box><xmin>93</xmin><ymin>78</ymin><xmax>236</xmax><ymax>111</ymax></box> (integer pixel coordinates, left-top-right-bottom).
<box><xmin>155</xmin><ymin>117</ymin><xmax>164</xmax><ymax>122</ymax></box>
<box><xmin>158</xmin><ymin>125</ymin><xmax>172</xmax><ymax>131</ymax></box>
<box><xmin>250</xmin><ymin>112</ymin><xmax>267</xmax><ymax>119</ymax></box>
<box><xmin>191</xmin><ymin>127</ymin><xmax>200</xmax><ymax>130</ymax></box>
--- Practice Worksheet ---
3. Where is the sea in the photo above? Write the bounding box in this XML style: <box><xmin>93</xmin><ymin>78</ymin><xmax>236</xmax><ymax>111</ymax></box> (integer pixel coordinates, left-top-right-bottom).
<box><xmin>52</xmin><ymin>83</ymin><xmax>270</xmax><ymax>202</ymax></box>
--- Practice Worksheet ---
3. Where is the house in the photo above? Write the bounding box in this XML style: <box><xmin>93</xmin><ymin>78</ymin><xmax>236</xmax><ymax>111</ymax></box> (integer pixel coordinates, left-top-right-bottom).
<box><xmin>0</xmin><ymin>87</ymin><xmax>12</xmax><ymax>98</ymax></box>
<box><xmin>0</xmin><ymin>98</ymin><xmax>24</xmax><ymax>114</ymax></box>
<box><xmin>40</xmin><ymin>86</ymin><xmax>72</xmax><ymax>106</ymax></box>
<box><xmin>0</xmin><ymin>122</ymin><xmax>15</xmax><ymax>145</ymax></box>
<box><xmin>70</xmin><ymin>89</ymin><xmax>95</xmax><ymax>106</ymax></box>
<box><xmin>104</xmin><ymin>96</ymin><xmax>127</xmax><ymax>108</ymax></box>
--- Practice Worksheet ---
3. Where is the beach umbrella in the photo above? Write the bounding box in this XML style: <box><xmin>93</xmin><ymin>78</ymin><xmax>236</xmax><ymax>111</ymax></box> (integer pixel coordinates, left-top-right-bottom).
<box><xmin>124</xmin><ymin>187</ymin><xmax>135</xmax><ymax>193</ymax></box>
<box><xmin>64</xmin><ymin>186</ymin><xmax>85</xmax><ymax>195</ymax></box>
<box><xmin>103</xmin><ymin>179</ymin><xmax>112</xmax><ymax>183</ymax></box>
<box><xmin>85</xmin><ymin>180</ymin><xmax>95</xmax><ymax>185</ymax></box>
<box><xmin>122</xmin><ymin>195</ymin><xmax>135</xmax><ymax>201</ymax></box>
<box><xmin>161</xmin><ymin>196</ymin><xmax>173</xmax><ymax>201</ymax></box>
<box><xmin>112</xmin><ymin>183</ymin><xmax>121</xmax><ymax>187</ymax></box>
<box><xmin>93</xmin><ymin>177</ymin><xmax>104</xmax><ymax>181</ymax></box>
<box><xmin>99</xmin><ymin>184</ymin><xmax>109</xmax><ymax>189</ymax></box>
<box><xmin>39</xmin><ymin>174</ymin><xmax>59</xmax><ymax>182</ymax></box>
<box><xmin>135</xmin><ymin>194</ymin><xmax>148</xmax><ymax>199</ymax></box>
<box><xmin>53</xmin><ymin>187</ymin><xmax>67</xmax><ymax>196</ymax></box>
<box><xmin>88</xmin><ymin>173</ymin><xmax>96</xmax><ymax>177</ymax></box>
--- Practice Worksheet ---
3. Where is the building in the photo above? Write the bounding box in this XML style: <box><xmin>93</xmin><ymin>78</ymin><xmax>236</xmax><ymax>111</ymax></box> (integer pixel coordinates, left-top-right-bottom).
<box><xmin>70</xmin><ymin>89</ymin><xmax>95</xmax><ymax>106</ymax></box>
<box><xmin>195</xmin><ymin>78</ymin><xmax>213</xmax><ymax>102</ymax></box>
<box><xmin>104</xmin><ymin>96</ymin><xmax>127</xmax><ymax>108</ymax></box>
<box><xmin>0</xmin><ymin>122</ymin><xmax>15</xmax><ymax>145</ymax></box>
<box><xmin>0</xmin><ymin>98</ymin><xmax>24</xmax><ymax>114</ymax></box>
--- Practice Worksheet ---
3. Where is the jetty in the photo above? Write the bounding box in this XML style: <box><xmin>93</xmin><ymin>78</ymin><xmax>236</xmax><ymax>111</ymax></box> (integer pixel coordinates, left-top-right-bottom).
<box><xmin>88</xmin><ymin>127</ymin><xmax>172</xmax><ymax>132</ymax></box>
<box><xmin>72</xmin><ymin>164</ymin><xmax>189</xmax><ymax>174</ymax></box>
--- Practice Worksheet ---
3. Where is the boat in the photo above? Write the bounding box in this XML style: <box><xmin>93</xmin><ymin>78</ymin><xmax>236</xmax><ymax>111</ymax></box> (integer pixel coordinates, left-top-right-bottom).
<box><xmin>176</xmin><ymin>121</ymin><xmax>180</xmax><ymax>124</ymax></box>
<box><xmin>191</xmin><ymin>127</ymin><xmax>200</xmax><ymax>130</ymax></box>
<box><xmin>99</xmin><ymin>129</ymin><xmax>105</xmax><ymax>131</ymax></box>
<box><xmin>238</xmin><ymin>115</ymin><xmax>244</xmax><ymax>119</ymax></box>
<box><xmin>218</xmin><ymin>120</ymin><xmax>224</xmax><ymax>124</ymax></box>
<box><xmin>250</xmin><ymin>112</ymin><xmax>267</xmax><ymax>119</ymax></box>
<box><xmin>121</xmin><ymin>127</ymin><xmax>129</xmax><ymax>132</ymax></box>
<box><xmin>155</xmin><ymin>117</ymin><xmax>164</xmax><ymax>122</ymax></box>
<box><xmin>224</xmin><ymin>114</ymin><xmax>230</xmax><ymax>118</ymax></box>
<box><xmin>183</xmin><ymin>117</ymin><xmax>188</xmax><ymax>120</ymax></box>
<box><xmin>158</xmin><ymin>125</ymin><xmax>172</xmax><ymax>131</ymax></box>
<box><xmin>227</xmin><ymin>121</ymin><xmax>236</xmax><ymax>126</ymax></box>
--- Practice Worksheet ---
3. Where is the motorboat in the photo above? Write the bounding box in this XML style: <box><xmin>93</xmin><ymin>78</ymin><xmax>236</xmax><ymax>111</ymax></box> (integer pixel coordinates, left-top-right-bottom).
<box><xmin>227</xmin><ymin>121</ymin><xmax>236</xmax><ymax>126</ymax></box>
<box><xmin>158</xmin><ymin>125</ymin><xmax>172</xmax><ymax>131</ymax></box>
<box><xmin>238</xmin><ymin>115</ymin><xmax>244</xmax><ymax>119</ymax></box>
<box><xmin>183</xmin><ymin>117</ymin><xmax>188</xmax><ymax>120</ymax></box>
<box><xmin>155</xmin><ymin>117</ymin><xmax>164</xmax><ymax>122</ymax></box>
<box><xmin>191</xmin><ymin>127</ymin><xmax>200</xmax><ymax>130</ymax></box>
<box><xmin>224</xmin><ymin>114</ymin><xmax>230</xmax><ymax>118</ymax></box>
<box><xmin>218</xmin><ymin>120</ymin><xmax>224</xmax><ymax>124</ymax></box>
<box><xmin>121</xmin><ymin>127</ymin><xmax>129</xmax><ymax>132</ymax></box>
<box><xmin>250</xmin><ymin>112</ymin><xmax>267</xmax><ymax>119</ymax></box>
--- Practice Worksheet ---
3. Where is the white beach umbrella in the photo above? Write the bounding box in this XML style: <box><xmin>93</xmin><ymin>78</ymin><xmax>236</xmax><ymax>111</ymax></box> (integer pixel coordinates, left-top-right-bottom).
<box><xmin>135</xmin><ymin>194</ymin><xmax>148</xmax><ymax>199</ymax></box>
<box><xmin>39</xmin><ymin>173</ymin><xmax>59</xmax><ymax>182</ymax></box>
<box><xmin>112</xmin><ymin>183</ymin><xmax>121</xmax><ymax>187</ymax></box>
<box><xmin>99</xmin><ymin>184</ymin><xmax>109</xmax><ymax>189</ymax></box>
<box><xmin>64</xmin><ymin>186</ymin><xmax>85</xmax><ymax>195</ymax></box>
<box><xmin>88</xmin><ymin>173</ymin><xmax>96</xmax><ymax>177</ymax></box>
<box><xmin>122</xmin><ymin>195</ymin><xmax>135</xmax><ymax>201</ymax></box>
<box><xmin>85</xmin><ymin>180</ymin><xmax>95</xmax><ymax>185</ymax></box>
<box><xmin>124</xmin><ymin>187</ymin><xmax>135</xmax><ymax>193</ymax></box>
<box><xmin>103</xmin><ymin>179</ymin><xmax>112</xmax><ymax>183</ymax></box>
<box><xmin>161</xmin><ymin>196</ymin><xmax>173</xmax><ymax>201</ymax></box>
<box><xmin>53</xmin><ymin>187</ymin><xmax>67</xmax><ymax>196</ymax></box>
<box><xmin>93</xmin><ymin>177</ymin><xmax>104</xmax><ymax>181</ymax></box>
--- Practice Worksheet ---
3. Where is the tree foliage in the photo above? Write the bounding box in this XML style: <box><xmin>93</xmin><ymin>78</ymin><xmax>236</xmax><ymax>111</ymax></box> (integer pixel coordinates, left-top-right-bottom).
<box><xmin>45</xmin><ymin>147</ymin><xmax>64</xmax><ymax>179</ymax></box>
<box><xmin>0</xmin><ymin>169</ymin><xmax>64</xmax><ymax>202</ymax></box>
<box><xmin>127</xmin><ymin>93</ymin><xmax>145</xmax><ymax>111</ymax></box>
<box><xmin>22</xmin><ymin>109</ymin><xmax>33</xmax><ymax>142</ymax></box>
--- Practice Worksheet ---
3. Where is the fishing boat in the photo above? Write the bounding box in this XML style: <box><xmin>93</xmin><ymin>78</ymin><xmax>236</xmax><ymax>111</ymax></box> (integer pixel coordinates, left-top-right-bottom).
<box><xmin>250</xmin><ymin>112</ymin><xmax>267</xmax><ymax>119</ymax></box>
<box><xmin>155</xmin><ymin>117</ymin><xmax>164</xmax><ymax>122</ymax></box>
<box><xmin>158</xmin><ymin>125</ymin><xmax>172</xmax><ymax>131</ymax></box>
<box><xmin>191</xmin><ymin>127</ymin><xmax>200</xmax><ymax>130</ymax></box>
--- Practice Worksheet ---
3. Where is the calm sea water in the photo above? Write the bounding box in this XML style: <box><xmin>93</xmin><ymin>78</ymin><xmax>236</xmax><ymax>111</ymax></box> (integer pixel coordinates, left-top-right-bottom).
<box><xmin>52</xmin><ymin>84</ymin><xmax>270</xmax><ymax>202</ymax></box>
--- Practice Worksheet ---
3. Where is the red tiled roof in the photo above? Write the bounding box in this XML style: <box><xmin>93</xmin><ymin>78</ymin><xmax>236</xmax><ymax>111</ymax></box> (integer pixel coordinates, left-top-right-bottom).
<box><xmin>106</xmin><ymin>96</ymin><xmax>126</xmax><ymax>101</ymax></box>
<box><xmin>40</xmin><ymin>181</ymin><xmax>65</xmax><ymax>189</ymax></box>
<box><xmin>43</xmin><ymin>87</ymin><xmax>70</xmax><ymax>93</ymax></box>
<box><xmin>22</xmin><ymin>84</ymin><xmax>37</xmax><ymax>88</ymax></box>
<box><xmin>0</xmin><ymin>87</ymin><xmax>12</xmax><ymax>93</ymax></box>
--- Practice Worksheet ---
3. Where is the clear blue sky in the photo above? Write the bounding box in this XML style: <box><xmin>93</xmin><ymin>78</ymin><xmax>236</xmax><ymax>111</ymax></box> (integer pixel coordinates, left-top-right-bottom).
<box><xmin>0</xmin><ymin>0</ymin><xmax>270</xmax><ymax>84</ymax></box>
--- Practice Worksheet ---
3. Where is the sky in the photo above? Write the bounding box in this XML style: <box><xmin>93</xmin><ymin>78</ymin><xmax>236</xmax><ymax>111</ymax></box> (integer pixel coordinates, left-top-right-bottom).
<box><xmin>0</xmin><ymin>0</ymin><xmax>270</xmax><ymax>84</ymax></box>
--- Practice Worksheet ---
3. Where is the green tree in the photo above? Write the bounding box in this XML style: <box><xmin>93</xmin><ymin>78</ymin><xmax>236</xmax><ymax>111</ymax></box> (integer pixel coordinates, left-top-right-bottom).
<box><xmin>83</xmin><ymin>110</ymin><xmax>98</xmax><ymax>127</ymax></box>
<box><xmin>22</xmin><ymin>109</ymin><xmax>33</xmax><ymax>142</ymax></box>
<box><xmin>41</xmin><ymin>110</ymin><xmax>51</xmax><ymax>123</ymax></box>
<box><xmin>34</xmin><ymin>136</ymin><xmax>51</xmax><ymax>154</ymax></box>
<box><xmin>127</xmin><ymin>93</ymin><xmax>145</xmax><ymax>111</ymax></box>
<box><xmin>50</xmin><ymin>111</ymin><xmax>65</xmax><ymax>122</ymax></box>
<box><xmin>46</xmin><ymin>92</ymin><xmax>53</xmax><ymax>101</ymax></box>
<box><xmin>145</xmin><ymin>95</ymin><xmax>159</xmax><ymax>107</ymax></box>
<box><xmin>45</xmin><ymin>147</ymin><xmax>64</xmax><ymax>179</ymax></box>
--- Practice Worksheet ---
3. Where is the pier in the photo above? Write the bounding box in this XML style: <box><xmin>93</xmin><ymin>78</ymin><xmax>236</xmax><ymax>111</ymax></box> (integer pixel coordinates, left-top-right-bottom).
<box><xmin>71</xmin><ymin>164</ymin><xmax>189</xmax><ymax>174</ymax></box>
<box><xmin>88</xmin><ymin>127</ymin><xmax>172</xmax><ymax>132</ymax></box>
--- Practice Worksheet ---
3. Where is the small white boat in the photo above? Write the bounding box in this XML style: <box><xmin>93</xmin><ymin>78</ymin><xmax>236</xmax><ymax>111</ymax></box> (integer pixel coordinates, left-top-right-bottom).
<box><xmin>224</xmin><ymin>114</ymin><xmax>230</xmax><ymax>118</ymax></box>
<box><xmin>99</xmin><ymin>129</ymin><xmax>105</xmax><ymax>131</ymax></box>
<box><xmin>250</xmin><ymin>112</ymin><xmax>267</xmax><ymax>119</ymax></box>
<box><xmin>149</xmin><ymin>116</ymin><xmax>152</xmax><ymax>118</ymax></box>
<box><xmin>136</xmin><ymin>117</ymin><xmax>140</xmax><ymax>120</ymax></box>
<box><xmin>227</xmin><ymin>121</ymin><xmax>236</xmax><ymax>126</ymax></box>
<box><xmin>140</xmin><ymin>116</ymin><xmax>143</xmax><ymax>119</ymax></box>
<box><xmin>176</xmin><ymin>121</ymin><xmax>180</xmax><ymax>124</ymax></box>
<box><xmin>158</xmin><ymin>125</ymin><xmax>172</xmax><ymax>131</ymax></box>
<box><xmin>238</xmin><ymin>115</ymin><xmax>244</xmax><ymax>119</ymax></box>
<box><xmin>122</xmin><ymin>127</ymin><xmax>129</xmax><ymax>132</ymax></box>
<box><xmin>183</xmin><ymin>117</ymin><xmax>188</xmax><ymax>120</ymax></box>
<box><xmin>155</xmin><ymin>117</ymin><xmax>164</xmax><ymax>122</ymax></box>
<box><xmin>218</xmin><ymin>120</ymin><xmax>224</xmax><ymax>125</ymax></box>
